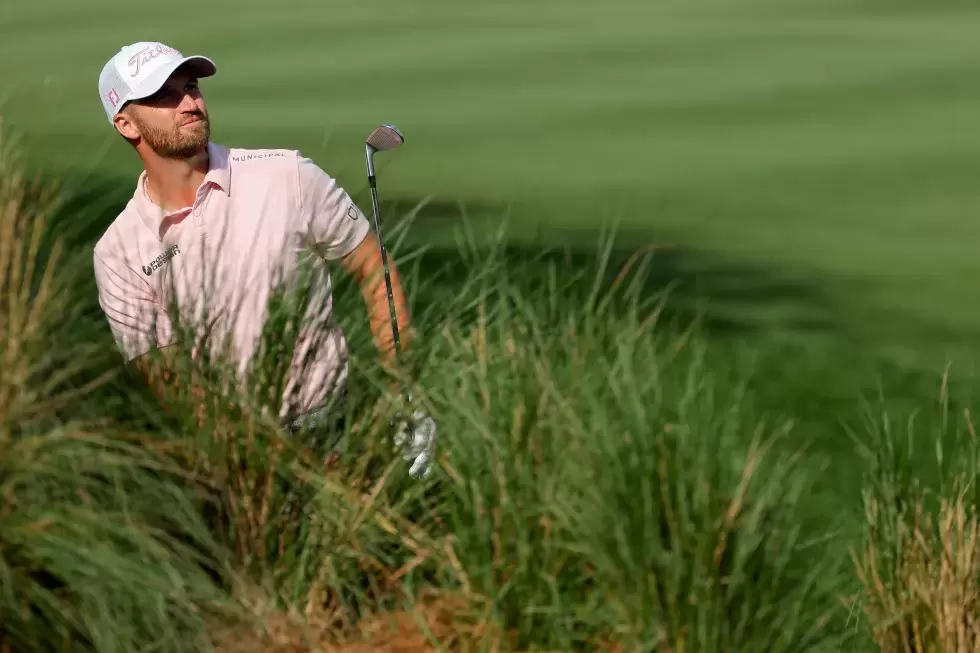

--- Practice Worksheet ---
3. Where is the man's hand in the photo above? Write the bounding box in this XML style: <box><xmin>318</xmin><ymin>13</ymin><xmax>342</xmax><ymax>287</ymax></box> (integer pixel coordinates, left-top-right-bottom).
<box><xmin>391</xmin><ymin>394</ymin><xmax>437</xmax><ymax>479</ymax></box>
<box><xmin>339</xmin><ymin>235</ymin><xmax>411</xmax><ymax>372</ymax></box>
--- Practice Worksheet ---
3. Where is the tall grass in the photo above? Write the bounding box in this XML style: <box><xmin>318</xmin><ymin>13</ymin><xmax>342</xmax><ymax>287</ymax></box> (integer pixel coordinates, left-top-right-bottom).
<box><xmin>849</xmin><ymin>371</ymin><xmax>980</xmax><ymax>652</ymax></box>
<box><xmin>6</xmin><ymin>115</ymin><xmax>980</xmax><ymax>652</ymax></box>
<box><xmin>388</xmin><ymin>231</ymin><xmax>853</xmax><ymax>651</ymax></box>
<box><xmin>0</xmin><ymin>122</ymin><xmax>234</xmax><ymax>652</ymax></box>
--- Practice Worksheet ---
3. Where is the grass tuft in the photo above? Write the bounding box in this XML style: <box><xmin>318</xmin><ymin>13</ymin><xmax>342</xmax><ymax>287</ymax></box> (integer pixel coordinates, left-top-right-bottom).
<box><xmin>850</xmin><ymin>370</ymin><xmax>980</xmax><ymax>653</ymax></box>
<box><xmin>0</xmin><ymin>119</ymin><xmax>235</xmax><ymax>652</ymax></box>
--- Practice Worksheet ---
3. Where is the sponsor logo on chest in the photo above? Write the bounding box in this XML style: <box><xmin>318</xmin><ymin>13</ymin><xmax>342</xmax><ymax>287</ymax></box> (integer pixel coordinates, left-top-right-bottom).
<box><xmin>142</xmin><ymin>244</ymin><xmax>180</xmax><ymax>276</ymax></box>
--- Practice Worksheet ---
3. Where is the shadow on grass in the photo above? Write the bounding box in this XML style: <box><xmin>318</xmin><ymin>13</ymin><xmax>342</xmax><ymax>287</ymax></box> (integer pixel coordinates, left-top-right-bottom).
<box><xmin>374</xmin><ymin>194</ymin><xmax>846</xmax><ymax>339</ymax></box>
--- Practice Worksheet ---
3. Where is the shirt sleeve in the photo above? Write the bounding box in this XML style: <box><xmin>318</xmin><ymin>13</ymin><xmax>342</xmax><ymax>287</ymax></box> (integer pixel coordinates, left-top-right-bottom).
<box><xmin>93</xmin><ymin>250</ymin><xmax>176</xmax><ymax>361</ymax></box>
<box><xmin>297</xmin><ymin>155</ymin><xmax>371</xmax><ymax>260</ymax></box>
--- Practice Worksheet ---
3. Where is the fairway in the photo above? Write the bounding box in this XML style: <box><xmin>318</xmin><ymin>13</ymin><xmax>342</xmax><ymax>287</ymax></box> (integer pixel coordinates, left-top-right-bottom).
<box><xmin>3</xmin><ymin>0</ymin><xmax>980</xmax><ymax>372</ymax></box>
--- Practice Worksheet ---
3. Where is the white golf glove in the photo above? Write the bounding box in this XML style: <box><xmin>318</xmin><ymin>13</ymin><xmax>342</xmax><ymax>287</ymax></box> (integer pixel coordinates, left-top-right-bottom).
<box><xmin>391</xmin><ymin>394</ymin><xmax>437</xmax><ymax>479</ymax></box>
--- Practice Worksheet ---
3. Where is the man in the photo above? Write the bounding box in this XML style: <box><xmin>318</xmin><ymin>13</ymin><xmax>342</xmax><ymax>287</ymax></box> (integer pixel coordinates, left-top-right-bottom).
<box><xmin>92</xmin><ymin>41</ymin><xmax>434</xmax><ymax>478</ymax></box>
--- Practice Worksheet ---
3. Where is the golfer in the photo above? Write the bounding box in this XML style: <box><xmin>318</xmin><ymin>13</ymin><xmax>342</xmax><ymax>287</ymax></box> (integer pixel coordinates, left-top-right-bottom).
<box><xmin>92</xmin><ymin>41</ymin><xmax>435</xmax><ymax>477</ymax></box>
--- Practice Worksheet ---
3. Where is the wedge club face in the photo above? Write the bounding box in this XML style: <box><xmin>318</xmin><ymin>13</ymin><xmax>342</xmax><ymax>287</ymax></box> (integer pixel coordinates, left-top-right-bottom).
<box><xmin>363</xmin><ymin>124</ymin><xmax>405</xmax><ymax>360</ymax></box>
<box><xmin>365</xmin><ymin>124</ymin><xmax>404</xmax><ymax>179</ymax></box>
<box><xmin>367</xmin><ymin>124</ymin><xmax>404</xmax><ymax>151</ymax></box>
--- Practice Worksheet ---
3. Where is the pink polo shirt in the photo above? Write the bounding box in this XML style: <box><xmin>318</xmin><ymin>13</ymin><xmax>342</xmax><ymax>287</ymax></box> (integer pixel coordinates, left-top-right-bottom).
<box><xmin>93</xmin><ymin>143</ymin><xmax>371</xmax><ymax>420</ymax></box>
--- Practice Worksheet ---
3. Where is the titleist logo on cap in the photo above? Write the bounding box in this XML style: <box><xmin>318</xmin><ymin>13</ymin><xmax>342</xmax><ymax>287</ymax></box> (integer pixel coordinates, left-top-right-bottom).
<box><xmin>128</xmin><ymin>44</ymin><xmax>181</xmax><ymax>77</ymax></box>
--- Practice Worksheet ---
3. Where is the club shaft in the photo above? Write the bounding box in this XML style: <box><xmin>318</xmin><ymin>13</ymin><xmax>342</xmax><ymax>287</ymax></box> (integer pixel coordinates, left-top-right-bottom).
<box><xmin>367</xmin><ymin>167</ymin><xmax>402</xmax><ymax>360</ymax></box>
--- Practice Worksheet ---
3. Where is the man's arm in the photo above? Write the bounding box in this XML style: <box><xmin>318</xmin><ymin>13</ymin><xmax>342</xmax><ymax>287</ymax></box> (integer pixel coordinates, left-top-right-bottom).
<box><xmin>292</xmin><ymin>155</ymin><xmax>434</xmax><ymax>477</ymax></box>
<box><xmin>295</xmin><ymin>154</ymin><xmax>411</xmax><ymax>369</ymax></box>
<box><xmin>338</xmin><ymin>234</ymin><xmax>412</xmax><ymax>370</ymax></box>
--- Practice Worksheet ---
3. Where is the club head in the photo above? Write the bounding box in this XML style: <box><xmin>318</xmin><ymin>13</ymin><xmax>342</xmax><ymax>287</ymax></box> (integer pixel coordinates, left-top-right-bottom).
<box><xmin>366</xmin><ymin>124</ymin><xmax>404</xmax><ymax>153</ymax></box>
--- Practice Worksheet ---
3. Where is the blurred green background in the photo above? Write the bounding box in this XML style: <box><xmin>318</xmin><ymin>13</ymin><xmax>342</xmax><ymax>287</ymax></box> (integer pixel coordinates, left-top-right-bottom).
<box><xmin>3</xmin><ymin>0</ymin><xmax>980</xmax><ymax>381</ymax></box>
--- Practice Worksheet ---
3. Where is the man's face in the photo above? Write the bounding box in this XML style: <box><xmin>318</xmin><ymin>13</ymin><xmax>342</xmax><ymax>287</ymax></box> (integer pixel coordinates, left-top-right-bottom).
<box><xmin>117</xmin><ymin>69</ymin><xmax>211</xmax><ymax>159</ymax></box>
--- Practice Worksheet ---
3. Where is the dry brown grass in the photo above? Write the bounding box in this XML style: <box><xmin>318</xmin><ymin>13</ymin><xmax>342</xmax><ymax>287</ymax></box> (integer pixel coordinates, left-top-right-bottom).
<box><xmin>210</xmin><ymin>589</ymin><xmax>508</xmax><ymax>653</ymax></box>
<box><xmin>0</xmin><ymin>118</ymin><xmax>73</xmax><ymax>426</ymax></box>
<box><xmin>852</xmin><ymin>474</ymin><xmax>980</xmax><ymax>653</ymax></box>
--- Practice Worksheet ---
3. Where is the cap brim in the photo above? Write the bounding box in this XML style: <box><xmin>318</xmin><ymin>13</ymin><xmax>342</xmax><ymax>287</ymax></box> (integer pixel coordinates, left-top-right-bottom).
<box><xmin>128</xmin><ymin>55</ymin><xmax>217</xmax><ymax>102</ymax></box>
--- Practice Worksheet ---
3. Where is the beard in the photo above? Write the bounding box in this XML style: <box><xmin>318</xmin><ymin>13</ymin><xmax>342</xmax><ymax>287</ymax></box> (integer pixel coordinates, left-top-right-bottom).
<box><xmin>135</xmin><ymin>110</ymin><xmax>211</xmax><ymax>159</ymax></box>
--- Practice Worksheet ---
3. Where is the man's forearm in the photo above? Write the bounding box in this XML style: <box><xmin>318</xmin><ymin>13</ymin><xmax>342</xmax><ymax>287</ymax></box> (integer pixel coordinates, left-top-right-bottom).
<box><xmin>339</xmin><ymin>235</ymin><xmax>414</xmax><ymax>371</ymax></box>
<box><xmin>363</xmin><ymin>261</ymin><xmax>411</xmax><ymax>367</ymax></box>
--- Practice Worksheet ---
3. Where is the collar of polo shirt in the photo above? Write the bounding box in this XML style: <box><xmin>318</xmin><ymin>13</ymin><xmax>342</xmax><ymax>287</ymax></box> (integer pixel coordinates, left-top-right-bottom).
<box><xmin>133</xmin><ymin>143</ymin><xmax>233</xmax><ymax>240</ymax></box>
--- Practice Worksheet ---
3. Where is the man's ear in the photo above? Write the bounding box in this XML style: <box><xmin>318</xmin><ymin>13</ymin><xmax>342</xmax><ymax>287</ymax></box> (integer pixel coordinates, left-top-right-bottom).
<box><xmin>113</xmin><ymin>108</ymin><xmax>141</xmax><ymax>141</ymax></box>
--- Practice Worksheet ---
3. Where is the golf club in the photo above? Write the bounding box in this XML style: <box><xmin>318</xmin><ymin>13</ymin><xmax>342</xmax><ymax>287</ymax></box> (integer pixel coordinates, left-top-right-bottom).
<box><xmin>364</xmin><ymin>123</ymin><xmax>405</xmax><ymax>360</ymax></box>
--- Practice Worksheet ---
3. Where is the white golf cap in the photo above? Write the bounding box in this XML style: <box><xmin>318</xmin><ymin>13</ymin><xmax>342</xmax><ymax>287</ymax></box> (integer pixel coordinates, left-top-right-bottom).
<box><xmin>98</xmin><ymin>41</ymin><xmax>216</xmax><ymax>124</ymax></box>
